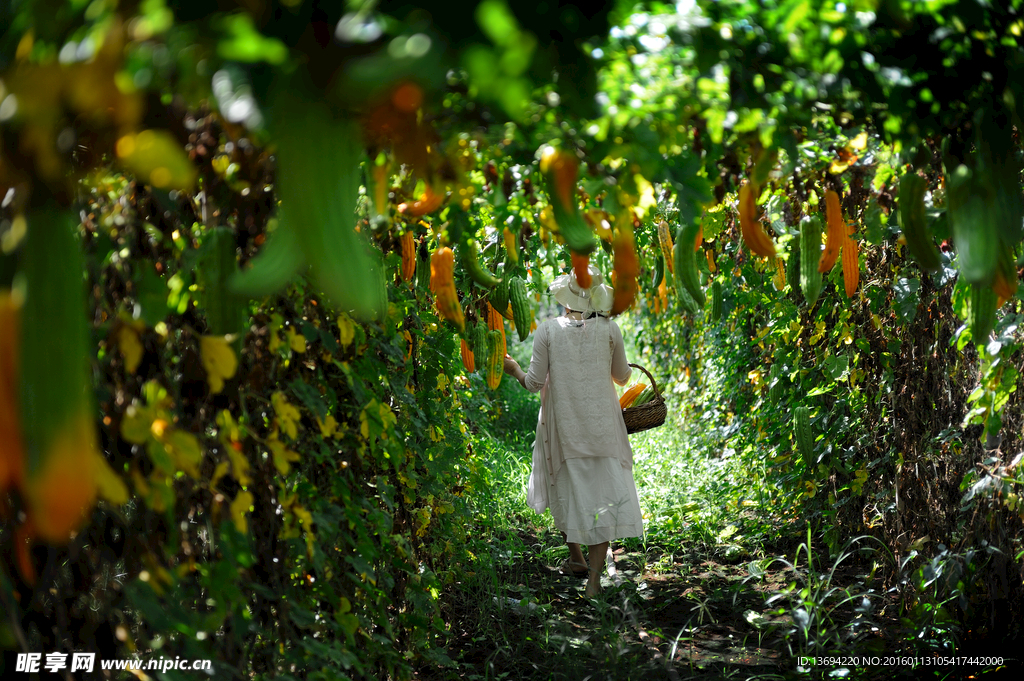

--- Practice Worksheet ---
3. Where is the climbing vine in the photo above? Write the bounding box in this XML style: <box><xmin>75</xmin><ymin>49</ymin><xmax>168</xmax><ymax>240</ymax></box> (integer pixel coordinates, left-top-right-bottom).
<box><xmin>4</xmin><ymin>0</ymin><xmax>1024</xmax><ymax>674</ymax></box>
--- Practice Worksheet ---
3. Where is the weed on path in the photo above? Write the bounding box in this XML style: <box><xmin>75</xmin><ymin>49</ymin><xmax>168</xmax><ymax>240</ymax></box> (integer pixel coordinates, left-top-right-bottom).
<box><xmin>424</xmin><ymin>527</ymin><xmax>925</xmax><ymax>681</ymax></box>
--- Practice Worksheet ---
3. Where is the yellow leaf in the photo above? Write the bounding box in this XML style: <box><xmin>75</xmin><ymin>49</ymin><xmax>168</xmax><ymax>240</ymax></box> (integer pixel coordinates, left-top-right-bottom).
<box><xmin>402</xmin><ymin>330</ymin><xmax>413</xmax><ymax>361</ymax></box>
<box><xmin>291</xmin><ymin>503</ymin><xmax>316</xmax><ymax>559</ymax></box>
<box><xmin>378</xmin><ymin>402</ymin><xmax>396</xmax><ymax>432</ymax></box>
<box><xmin>230</xmin><ymin>490</ymin><xmax>253</xmax><ymax>534</ymax></box>
<box><xmin>633</xmin><ymin>173</ymin><xmax>658</xmax><ymax>218</ymax></box>
<box><xmin>359</xmin><ymin>398</ymin><xmax>396</xmax><ymax>441</ymax></box>
<box><xmin>286</xmin><ymin>327</ymin><xmax>307</xmax><ymax>353</ymax></box>
<box><xmin>908</xmin><ymin>535</ymin><xmax>931</xmax><ymax>551</ymax></box>
<box><xmin>268</xmin><ymin>432</ymin><xmax>300</xmax><ymax>475</ymax></box>
<box><xmin>116</xmin><ymin>129</ymin><xmax>197</xmax><ymax>190</ymax></box>
<box><xmin>120</xmin><ymin>403</ymin><xmax>155</xmax><ymax>445</ymax></box>
<box><xmin>415</xmin><ymin>506</ymin><xmax>432</xmax><ymax>536</ymax></box>
<box><xmin>317</xmin><ymin>414</ymin><xmax>338</xmax><ymax>439</ymax></box>
<box><xmin>851</xmin><ymin>465</ymin><xmax>868</xmax><ymax>495</ymax></box>
<box><xmin>359</xmin><ymin>409</ymin><xmax>370</xmax><ymax>440</ymax></box>
<box><xmin>211</xmin><ymin>154</ymin><xmax>230</xmax><ymax>175</ymax></box>
<box><xmin>211</xmin><ymin>460</ymin><xmax>231</xmax><ymax>488</ymax></box>
<box><xmin>292</xmin><ymin>504</ymin><xmax>313</xmax><ymax>529</ymax></box>
<box><xmin>162</xmin><ymin>429</ymin><xmax>203</xmax><ymax>478</ymax></box>
<box><xmin>117</xmin><ymin>325</ymin><xmax>144</xmax><ymax>374</ymax></box>
<box><xmin>829</xmin><ymin>159</ymin><xmax>851</xmax><ymax>174</ymax></box>
<box><xmin>338</xmin><ymin>313</ymin><xmax>355</xmax><ymax>348</ymax></box>
<box><xmin>216</xmin><ymin>409</ymin><xmax>240</xmax><ymax>442</ymax></box>
<box><xmin>269</xmin><ymin>329</ymin><xmax>282</xmax><ymax>352</ymax></box>
<box><xmin>93</xmin><ymin>451</ymin><xmax>128</xmax><ymax>505</ymax></box>
<box><xmin>227</xmin><ymin>444</ymin><xmax>251</xmax><ymax>486</ymax></box>
<box><xmin>272</xmin><ymin>391</ymin><xmax>301</xmax><ymax>440</ymax></box>
<box><xmin>200</xmin><ymin>335</ymin><xmax>238</xmax><ymax>394</ymax></box>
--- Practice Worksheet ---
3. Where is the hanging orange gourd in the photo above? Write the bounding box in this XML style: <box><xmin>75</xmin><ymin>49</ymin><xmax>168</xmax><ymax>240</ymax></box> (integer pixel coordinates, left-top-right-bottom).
<box><xmin>460</xmin><ymin>338</ymin><xmax>475</xmax><ymax>373</ymax></box>
<box><xmin>570</xmin><ymin>251</ymin><xmax>592</xmax><ymax>288</ymax></box>
<box><xmin>738</xmin><ymin>181</ymin><xmax>776</xmax><ymax>258</ymax></box>
<box><xmin>820</xmin><ymin>189</ymin><xmax>844</xmax><ymax>273</ymax></box>
<box><xmin>611</xmin><ymin>217</ymin><xmax>639</xmax><ymax>315</ymax></box>
<box><xmin>485</xmin><ymin>302</ymin><xmax>506</xmax><ymax>361</ymax></box>
<box><xmin>657</xmin><ymin>220</ymin><xmax>675</xmax><ymax>275</ymax></box>
<box><xmin>430</xmin><ymin>247</ymin><xmax>465</xmax><ymax>332</ymax></box>
<box><xmin>842</xmin><ymin>222</ymin><xmax>860</xmax><ymax>298</ymax></box>
<box><xmin>0</xmin><ymin>292</ymin><xmax>24</xmax><ymax>494</ymax></box>
<box><xmin>399</xmin><ymin>230</ymin><xmax>416</xmax><ymax>282</ymax></box>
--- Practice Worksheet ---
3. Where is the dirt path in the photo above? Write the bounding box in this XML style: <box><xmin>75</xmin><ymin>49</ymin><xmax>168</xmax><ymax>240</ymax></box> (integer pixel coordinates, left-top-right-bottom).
<box><xmin>431</xmin><ymin>530</ymin><xmax>937</xmax><ymax>681</ymax></box>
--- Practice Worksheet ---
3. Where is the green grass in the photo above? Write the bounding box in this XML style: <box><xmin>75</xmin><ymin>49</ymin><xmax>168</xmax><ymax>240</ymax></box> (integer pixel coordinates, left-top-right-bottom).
<box><xmin>427</xmin><ymin>388</ymin><xmax>805</xmax><ymax>680</ymax></box>
<box><xmin>437</xmin><ymin>319</ymin><xmax>941</xmax><ymax>679</ymax></box>
<box><xmin>428</xmin><ymin>310</ymin><xmax>1019</xmax><ymax>680</ymax></box>
<box><xmin>629</xmin><ymin>407</ymin><xmax>796</xmax><ymax>560</ymax></box>
<box><xmin>427</xmin><ymin>385</ymin><xmax>1006</xmax><ymax>680</ymax></box>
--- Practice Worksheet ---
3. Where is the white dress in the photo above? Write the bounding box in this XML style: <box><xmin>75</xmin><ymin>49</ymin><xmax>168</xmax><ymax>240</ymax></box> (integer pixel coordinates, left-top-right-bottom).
<box><xmin>522</xmin><ymin>316</ymin><xmax>644</xmax><ymax>545</ymax></box>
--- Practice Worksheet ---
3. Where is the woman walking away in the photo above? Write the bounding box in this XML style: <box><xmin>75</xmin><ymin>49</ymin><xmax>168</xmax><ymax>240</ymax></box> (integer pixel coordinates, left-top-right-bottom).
<box><xmin>503</xmin><ymin>265</ymin><xmax>644</xmax><ymax>598</ymax></box>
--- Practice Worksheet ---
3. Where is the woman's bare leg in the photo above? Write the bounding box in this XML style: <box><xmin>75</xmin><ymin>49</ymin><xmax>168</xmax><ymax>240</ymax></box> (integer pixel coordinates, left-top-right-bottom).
<box><xmin>563</xmin><ymin>532</ymin><xmax>587</xmax><ymax>568</ymax></box>
<box><xmin>585</xmin><ymin>541</ymin><xmax>609</xmax><ymax>597</ymax></box>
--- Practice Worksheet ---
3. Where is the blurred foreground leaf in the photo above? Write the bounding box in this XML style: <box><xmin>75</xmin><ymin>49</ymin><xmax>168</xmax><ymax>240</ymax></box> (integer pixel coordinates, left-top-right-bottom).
<box><xmin>234</xmin><ymin>85</ymin><xmax>385</xmax><ymax>319</ymax></box>
<box><xmin>19</xmin><ymin>209</ymin><xmax>104</xmax><ymax>541</ymax></box>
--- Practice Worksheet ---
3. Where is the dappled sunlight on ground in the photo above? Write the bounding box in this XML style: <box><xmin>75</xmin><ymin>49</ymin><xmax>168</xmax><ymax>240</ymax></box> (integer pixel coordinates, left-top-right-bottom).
<box><xmin>429</xmin><ymin>527</ymin><xmax>919</xmax><ymax>680</ymax></box>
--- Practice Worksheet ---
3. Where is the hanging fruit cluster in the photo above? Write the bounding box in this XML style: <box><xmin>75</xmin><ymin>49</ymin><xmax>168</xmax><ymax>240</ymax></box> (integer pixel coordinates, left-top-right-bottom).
<box><xmin>822</xmin><ymin>189</ymin><xmax>859</xmax><ymax>299</ymax></box>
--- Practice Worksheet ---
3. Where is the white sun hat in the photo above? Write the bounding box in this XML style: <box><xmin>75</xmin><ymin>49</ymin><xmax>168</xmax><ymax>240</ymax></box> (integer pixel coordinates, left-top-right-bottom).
<box><xmin>549</xmin><ymin>264</ymin><xmax>613</xmax><ymax>316</ymax></box>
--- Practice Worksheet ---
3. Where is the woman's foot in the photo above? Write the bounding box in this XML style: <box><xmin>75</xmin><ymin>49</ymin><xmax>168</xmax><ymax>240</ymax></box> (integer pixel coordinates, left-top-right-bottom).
<box><xmin>584</xmin><ymin>568</ymin><xmax>603</xmax><ymax>597</ymax></box>
<box><xmin>559</xmin><ymin>559</ymin><xmax>589</xmax><ymax>577</ymax></box>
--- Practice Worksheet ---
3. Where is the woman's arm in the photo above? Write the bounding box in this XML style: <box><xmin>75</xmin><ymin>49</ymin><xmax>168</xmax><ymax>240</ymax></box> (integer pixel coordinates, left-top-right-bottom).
<box><xmin>503</xmin><ymin>354</ymin><xmax>528</xmax><ymax>389</ymax></box>
<box><xmin>609</xmin><ymin>321</ymin><xmax>632</xmax><ymax>386</ymax></box>
<box><xmin>503</xmin><ymin>323</ymin><xmax>547</xmax><ymax>392</ymax></box>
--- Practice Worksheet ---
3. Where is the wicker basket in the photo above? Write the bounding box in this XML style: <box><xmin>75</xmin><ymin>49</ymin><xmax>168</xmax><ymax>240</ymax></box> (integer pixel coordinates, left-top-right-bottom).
<box><xmin>621</xmin><ymin>363</ymin><xmax>667</xmax><ymax>435</ymax></box>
